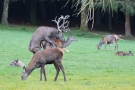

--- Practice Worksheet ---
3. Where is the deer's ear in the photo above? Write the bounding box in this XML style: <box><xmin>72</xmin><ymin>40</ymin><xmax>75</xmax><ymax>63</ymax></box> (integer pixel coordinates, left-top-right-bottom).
<box><xmin>129</xmin><ymin>51</ymin><xmax>132</xmax><ymax>53</ymax></box>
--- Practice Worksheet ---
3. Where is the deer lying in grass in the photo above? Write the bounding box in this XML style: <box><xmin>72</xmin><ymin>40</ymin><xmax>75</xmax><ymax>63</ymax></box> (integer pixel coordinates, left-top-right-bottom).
<box><xmin>41</xmin><ymin>34</ymin><xmax>77</xmax><ymax>52</ymax></box>
<box><xmin>10</xmin><ymin>59</ymin><xmax>25</xmax><ymax>67</ymax></box>
<box><xmin>21</xmin><ymin>48</ymin><xmax>66</xmax><ymax>81</ymax></box>
<box><xmin>115</xmin><ymin>51</ymin><xmax>134</xmax><ymax>56</ymax></box>
<box><xmin>29</xmin><ymin>15</ymin><xmax>70</xmax><ymax>54</ymax></box>
<box><xmin>97</xmin><ymin>34</ymin><xmax>123</xmax><ymax>51</ymax></box>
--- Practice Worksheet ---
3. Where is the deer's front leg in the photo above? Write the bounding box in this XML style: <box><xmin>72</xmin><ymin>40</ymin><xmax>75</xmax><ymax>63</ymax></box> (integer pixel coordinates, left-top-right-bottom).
<box><xmin>45</xmin><ymin>37</ymin><xmax>55</xmax><ymax>48</ymax></box>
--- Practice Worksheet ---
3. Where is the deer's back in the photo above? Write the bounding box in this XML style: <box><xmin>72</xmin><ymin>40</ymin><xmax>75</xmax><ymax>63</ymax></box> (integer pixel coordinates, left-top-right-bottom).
<box><xmin>31</xmin><ymin>26</ymin><xmax>57</xmax><ymax>42</ymax></box>
<box><xmin>51</xmin><ymin>38</ymin><xmax>64</xmax><ymax>47</ymax></box>
<box><xmin>115</xmin><ymin>51</ymin><xmax>125</xmax><ymax>56</ymax></box>
<box><xmin>34</xmin><ymin>48</ymin><xmax>63</xmax><ymax>63</ymax></box>
<box><xmin>102</xmin><ymin>35</ymin><xmax>116</xmax><ymax>43</ymax></box>
<box><xmin>29</xmin><ymin>26</ymin><xmax>58</xmax><ymax>51</ymax></box>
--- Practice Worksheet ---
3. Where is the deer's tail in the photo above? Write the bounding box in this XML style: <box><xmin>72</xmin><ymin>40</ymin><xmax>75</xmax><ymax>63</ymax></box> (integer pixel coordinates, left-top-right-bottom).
<box><xmin>58</xmin><ymin>48</ymin><xmax>69</xmax><ymax>52</ymax></box>
<box><xmin>62</xmin><ymin>48</ymin><xmax>69</xmax><ymax>52</ymax></box>
<box><xmin>118</xmin><ymin>37</ymin><xmax>124</xmax><ymax>40</ymax></box>
<box><xmin>114</xmin><ymin>35</ymin><xmax>124</xmax><ymax>40</ymax></box>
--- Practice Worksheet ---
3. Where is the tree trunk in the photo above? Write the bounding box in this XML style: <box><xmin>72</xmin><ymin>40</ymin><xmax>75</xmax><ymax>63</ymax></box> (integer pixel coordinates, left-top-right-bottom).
<box><xmin>95</xmin><ymin>8</ymin><xmax>101</xmax><ymax>27</ymax></box>
<box><xmin>2</xmin><ymin>0</ymin><xmax>9</xmax><ymax>26</ymax></box>
<box><xmin>109</xmin><ymin>13</ymin><xmax>113</xmax><ymax>31</ymax></box>
<box><xmin>39</xmin><ymin>1</ymin><xmax>46</xmax><ymax>20</ymax></box>
<box><xmin>114</xmin><ymin>12</ymin><xmax>118</xmax><ymax>25</ymax></box>
<box><xmin>125</xmin><ymin>14</ymin><xmax>132</xmax><ymax>37</ymax></box>
<box><xmin>30</xmin><ymin>0</ymin><xmax>37</xmax><ymax>25</ymax></box>
<box><xmin>52</xmin><ymin>1</ymin><xmax>59</xmax><ymax>18</ymax></box>
<box><xmin>80</xmin><ymin>1</ymin><xmax>88</xmax><ymax>31</ymax></box>
<box><xmin>48</xmin><ymin>0</ymin><xmax>53</xmax><ymax>19</ymax></box>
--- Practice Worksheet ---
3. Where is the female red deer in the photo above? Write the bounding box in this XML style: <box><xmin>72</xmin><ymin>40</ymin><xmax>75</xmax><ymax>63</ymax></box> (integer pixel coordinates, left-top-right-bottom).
<box><xmin>97</xmin><ymin>34</ymin><xmax>123</xmax><ymax>51</ymax></box>
<box><xmin>115</xmin><ymin>51</ymin><xmax>134</xmax><ymax>56</ymax></box>
<box><xmin>41</xmin><ymin>34</ymin><xmax>77</xmax><ymax>52</ymax></box>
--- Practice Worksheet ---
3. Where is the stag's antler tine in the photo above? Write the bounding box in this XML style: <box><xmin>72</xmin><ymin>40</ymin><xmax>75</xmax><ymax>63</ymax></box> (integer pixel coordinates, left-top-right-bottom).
<box><xmin>52</xmin><ymin>16</ymin><xmax>57</xmax><ymax>23</ymax></box>
<box><xmin>62</xmin><ymin>20</ymin><xmax>70</xmax><ymax>32</ymax></box>
<box><xmin>52</xmin><ymin>16</ymin><xmax>64</xmax><ymax>32</ymax></box>
<box><xmin>63</xmin><ymin>21</ymin><xmax>69</xmax><ymax>28</ymax></box>
<box><xmin>64</xmin><ymin>15</ymin><xmax>70</xmax><ymax>19</ymax></box>
<box><xmin>60</xmin><ymin>15</ymin><xmax>64</xmax><ymax>19</ymax></box>
<box><xmin>52</xmin><ymin>15</ymin><xmax>70</xmax><ymax>32</ymax></box>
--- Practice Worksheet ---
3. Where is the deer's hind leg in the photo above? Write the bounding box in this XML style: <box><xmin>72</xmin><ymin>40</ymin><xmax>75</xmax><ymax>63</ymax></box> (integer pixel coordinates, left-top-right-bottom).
<box><xmin>55</xmin><ymin>61</ymin><xmax>66</xmax><ymax>81</ymax></box>
<box><xmin>113</xmin><ymin>41</ymin><xmax>118</xmax><ymax>51</ymax></box>
<box><xmin>108</xmin><ymin>44</ymin><xmax>112</xmax><ymax>51</ymax></box>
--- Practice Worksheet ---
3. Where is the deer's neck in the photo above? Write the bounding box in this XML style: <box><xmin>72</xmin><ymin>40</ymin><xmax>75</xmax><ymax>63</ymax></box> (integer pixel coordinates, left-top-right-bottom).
<box><xmin>62</xmin><ymin>38</ymin><xmax>72</xmax><ymax>48</ymax></box>
<box><xmin>26</xmin><ymin>65</ymin><xmax>36</xmax><ymax>75</ymax></box>
<box><xmin>98</xmin><ymin>41</ymin><xmax>103</xmax><ymax>46</ymax></box>
<box><xmin>26</xmin><ymin>58</ymin><xmax>37</xmax><ymax>75</ymax></box>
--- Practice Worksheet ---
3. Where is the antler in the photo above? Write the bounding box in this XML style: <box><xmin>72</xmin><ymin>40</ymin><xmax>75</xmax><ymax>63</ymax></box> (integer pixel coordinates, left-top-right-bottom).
<box><xmin>52</xmin><ymin>15</ymin><xmax>70</xmax><ymax>32</ymax></box>
<box><xmin>52</xmin><ymin>16</ymin><xmax>63</xmax><ymax>32</ymax></box>
<box><xmin>61</xmin><ymin>15</ymin><xmax>70</xmax><ymax>32</ymax></box>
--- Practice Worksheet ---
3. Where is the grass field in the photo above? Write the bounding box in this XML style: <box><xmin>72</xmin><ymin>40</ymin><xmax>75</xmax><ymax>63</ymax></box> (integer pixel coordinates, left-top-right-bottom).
<box><xmin>0</xmin><ymin>25</ymin><xmax>135</xmax><ymax>90</ymax></box>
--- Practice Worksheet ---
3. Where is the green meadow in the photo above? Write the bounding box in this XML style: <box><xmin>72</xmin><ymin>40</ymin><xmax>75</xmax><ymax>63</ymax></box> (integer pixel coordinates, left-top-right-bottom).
<box><xmin>0</xmin><ymin>25</ymin><xmax>135</xmax><ymax>90</ymax></box>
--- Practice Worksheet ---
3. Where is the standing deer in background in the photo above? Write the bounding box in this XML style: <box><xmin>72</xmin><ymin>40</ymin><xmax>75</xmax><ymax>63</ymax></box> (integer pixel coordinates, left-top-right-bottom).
<box><xmin>115</xmin><ymin>51</ymin><xmax>134</xmax><ymax>56</ymax></box>
<box><xmin>97</xmin><ymin>34</ymin><xmax>123</xmax><ymax>51</ymax></box>
<box><xmin>41</xmin><ymin>34</ymin><xmax>77</xmax><ymax>52</ymax></box>
<box><xmin>21</xmin><ymin>48</ymin><xmax>66</xmax><ymax>81</ymax></box>
<box><xmin>29</xmin><ymin>15</ymin><xmax>70</xmax><ymax>54</ymax></box>
<box><xmin>10</xmin><ymin>59</ymin><xmax>25</xmax><ymax>67</ymax></box>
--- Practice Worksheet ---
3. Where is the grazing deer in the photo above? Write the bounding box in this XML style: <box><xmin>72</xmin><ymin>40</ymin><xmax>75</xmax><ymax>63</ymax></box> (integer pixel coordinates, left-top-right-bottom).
<box><xmin>21</xmin><ymin>48</ymin><xmax>66</xmax><ymax>81</ymax></box>
<box><xmin>115</xmin><ymin>51</ymin><xmax>134</xmax><ymax>56</ymax></box>
<box><xmin>10</xmin><ymin>59</ymin><xmax>25</xmax><ymax>67</ymax></box>
<box><xmin>41</xmin><ymin>34</ymin><xmax>77</xmax><ymax>52</ymax></box>
<box><xmin>97</xmin><ymin>34</ymin><xmax>123</xmax><ymax>51</ymax></box>
<box><xmin>29</xmin><ymin>15</ymin><xmax>70</xmax><ymax>54</ymax></box>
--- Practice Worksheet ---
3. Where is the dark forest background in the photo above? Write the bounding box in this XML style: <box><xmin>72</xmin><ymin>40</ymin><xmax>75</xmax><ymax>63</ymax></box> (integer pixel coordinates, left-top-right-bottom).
<box><xmin>0</xmin><ymin>0</ymin><xmax>135</xmax><ymax>36</ymax></box>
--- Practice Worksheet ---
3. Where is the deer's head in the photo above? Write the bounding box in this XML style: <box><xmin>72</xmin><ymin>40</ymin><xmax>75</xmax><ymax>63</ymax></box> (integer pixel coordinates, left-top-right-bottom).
<box><xmin>68</xmin><ymin>34</ymin><xmax>77</xmax><ymax>42</ymax></box>
<box><xmin>21</xmin><ymin>66</ymin><xmax>28</xmax><ymax>80</ymax></box>
<box><xmin>10</xmin><ymin>59</ymin><xmax>19</xmax><ymax>66</ymax></box>
<box><xmin>56</xmin><ymin>31</ymin><xmax>65</xmax><ymax>41</ymax></box>
<box><xmin>129</xmin><ymin>51</ymin><xmax>134</xmax><ymax>56</ymax></box>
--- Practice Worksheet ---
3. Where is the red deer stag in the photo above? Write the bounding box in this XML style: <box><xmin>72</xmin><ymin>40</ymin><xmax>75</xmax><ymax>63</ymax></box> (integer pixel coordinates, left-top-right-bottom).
<box><xmin>115</xmin><ymin>51</ymin><xmax>134</xmax><ymax>56</ymax></box>
<box><xmin>21</xmin><ymin>48</ymin><xmax>66</xmax><ymax>81</ymax></box>
<box><xmin>29</xmin><ymin>15</ymin><xmax>70</xmax><ymax>54</ymax></box>
<box><xmin>97</xmin><ymin>34</ymin><xmax>123</xmax><ymax>51</ymax></box>
<box><xmin>41</xmin><ymin>34</ymin><xmax>77</xmax><ymax>52</ymax></box>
